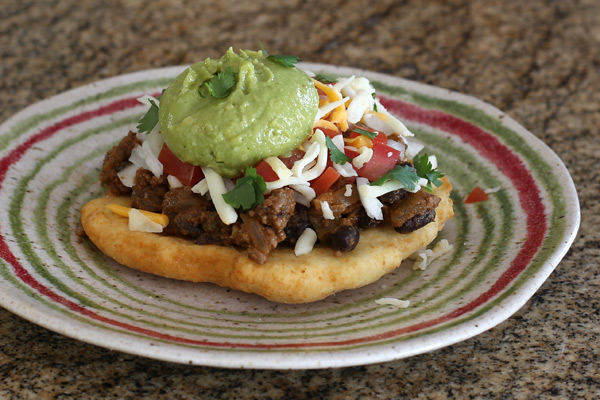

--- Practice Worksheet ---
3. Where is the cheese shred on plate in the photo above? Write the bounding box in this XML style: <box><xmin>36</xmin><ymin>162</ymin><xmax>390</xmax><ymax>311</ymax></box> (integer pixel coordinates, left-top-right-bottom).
<box><xmin>375</xmin><ymin>298</ymin><xmax>410</xmax><ymax>308</ymax></box>
<box><xmin>411</xmin><ymin>239</ymin><xmax>454</xmax><ymax>271</ymax></box>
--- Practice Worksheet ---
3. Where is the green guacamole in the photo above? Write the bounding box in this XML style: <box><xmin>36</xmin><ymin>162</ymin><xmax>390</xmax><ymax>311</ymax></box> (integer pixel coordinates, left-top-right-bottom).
<box><xmin>158</xmin><ymin>48</ymin><xmax>319</xmax><ymax>178</ymax></box>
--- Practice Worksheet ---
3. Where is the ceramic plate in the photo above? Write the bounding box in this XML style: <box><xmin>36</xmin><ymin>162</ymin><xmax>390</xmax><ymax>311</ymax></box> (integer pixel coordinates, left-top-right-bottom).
<box><xmin>0</xmin><ymin>64</ymin><xmax>579</xmax><ymax>369</ymax></box>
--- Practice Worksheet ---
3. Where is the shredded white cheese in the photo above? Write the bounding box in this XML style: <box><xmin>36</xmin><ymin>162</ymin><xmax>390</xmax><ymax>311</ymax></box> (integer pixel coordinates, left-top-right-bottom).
<box><xmin>363</xmin><ymin>112</ymin><xmax>394</xmax><ymax>135</ymax></box>
<box><xmin>295</xmin><ymin>228</ymin><xmax>318</xmax><ymax>256</ymax></box>
<box><xmin>265</xmin><ymin>156</ymin><xmax>293</xmax><ymax>180</ymax></box>
<box><xmin>346</xmin><ymin>89</ymin><xmax>375</xmax><ymax>124</ymax></box>
<box><xmin>352</xmin><ymin>146</ymin><xmax>373</xmax><ymax>169</ymax></box>
<box><xmin>484</xmin><ymin>186</ymin><xmax>502</xmax><ymax>194</ymax></box>
<box><xmin>292</xmin><ymin>129</ymin><xmax>328</xmax><ymax>181</ymax></box>
<box><xmin>320</xmin><ymin>201</ymin><xmax>335</xmax><ymax>220</ymax></box>
<box><xmin>356</xmin><ymin>177</ymin><xmax>385</xmax><ymax>220</ymax></box>
<box><xmin>128</xmin><ymin>208</ymin><xmax>163</xmax><ymax>233</ymax></box>
<box><xmin>344</xmin><ymin>184</ymin><xmax>353</xmax><ymax>197</ymax></box>
<box><xmin>191</xmin><ymin>178</ymin><xmax>209</xmax><ymax>195</ymax></box>
<box><xmin>315</xmin><ymin>97</ymin><xmax>350</xmax><ymax>122</ymax></box>
<box><xmin>201</xmin><ymin>166</ymin><xmax>238</xmax><ymax>225</ymax></box>
<box><xmin>291</xmin><ymin>184</ymin><xmax>316</xmax><ymax>206</ymax></box>
<box><xmin>411</xmin><ymin>239</ymin><xmax>454</xmax><ymax>271</ymax></box>
<box><xmin>375</xmin><ymin>298</ymin><xmax>410</xmax><ymax>308</ymax></box>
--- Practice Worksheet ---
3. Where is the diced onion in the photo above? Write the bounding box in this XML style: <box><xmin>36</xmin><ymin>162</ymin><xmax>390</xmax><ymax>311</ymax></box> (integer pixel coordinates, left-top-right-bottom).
<box><xmin>167</xmin><ymin>175</ymin><xmax>183</xmax><ymax>189</ymax></box>
<box><xmin>128</xmin><ymin>208</ymin><xmax>163</xmax><ymax>233</ymax></box>
<box><xmin>117</xmin><ymin>163</ymin><xmax>138</xmax><ymax>188</ymax></box>
<box><xmin>294</xmin><ymin>228</ymin><xmax>318</xmax><ymax>256</ymax></box>
<box><xmin>404</xmin><ymin>138</ymin><xmax>425</xmax><ymax>160</ymax></box>
<box><xmin>201</xmin><ymin>166</ymin><xmax>238</xmax><ymax>225</ymax></box>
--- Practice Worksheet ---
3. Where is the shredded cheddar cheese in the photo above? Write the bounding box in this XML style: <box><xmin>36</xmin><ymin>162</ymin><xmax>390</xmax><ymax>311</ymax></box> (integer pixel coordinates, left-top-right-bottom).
<box><xmin>344</xmin><ymin>135</ymin><xmax>373</xmax><ymax>149</ymax></box>
<box><xmin>106</xmin><ymin>204</ymin><xmax>169</xmax><ymax>227</ymax></box>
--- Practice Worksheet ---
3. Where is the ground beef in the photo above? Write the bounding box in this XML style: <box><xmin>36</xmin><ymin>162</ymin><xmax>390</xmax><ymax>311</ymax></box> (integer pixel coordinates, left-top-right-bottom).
<box><xmin>389</xmin><ymin>190</ymin><xmax>441</xmax><ymax>233</ymax></box>
<box><xmin>131</xmin><ymin>168</ymin><xmax>169</xmax><ymax>213</ymax></box>
<box><xmin>230</xmin><ymin>188</ymin><xmax>296</xmax><ymax>263</ymax></box>
<box><xmin>99</xmin><ymin>131</ymin><xmax>140</xmax><ymax>196</ymax></box>
<box><xmin>248</xmin><ymin>188</ymin><xmax>296</xmax><ymax>232</ymax></box>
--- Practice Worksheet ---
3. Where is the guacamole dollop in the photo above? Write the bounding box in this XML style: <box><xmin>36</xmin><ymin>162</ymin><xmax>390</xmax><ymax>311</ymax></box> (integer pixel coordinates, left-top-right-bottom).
<box><xmin>158</xmin><ymin>48</ymin><xmax>319</xmax><ymax>178</ymax></box>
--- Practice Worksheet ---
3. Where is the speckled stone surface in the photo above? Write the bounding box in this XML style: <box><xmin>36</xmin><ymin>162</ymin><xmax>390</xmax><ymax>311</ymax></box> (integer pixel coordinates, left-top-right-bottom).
<box><xmin>0</xmin><ymin>0</ymin><xmax>598</xmax><ymax>398</ymax></box>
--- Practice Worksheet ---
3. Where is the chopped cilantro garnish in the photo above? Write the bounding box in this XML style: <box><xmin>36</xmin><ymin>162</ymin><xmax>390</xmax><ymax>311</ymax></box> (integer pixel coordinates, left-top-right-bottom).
<box><xmin>413</xmin><ymin>153</ymin><xmax>445</xmax><ymax>191</ymax></box>
<box><xmin>222</xmin><ymin>167</ymin><xmax>267</xmax><ymax>211</ymax></box>
<box><xmin>352</xmin><ymin>127</ymin><xmax>378</xmax><ymax>139</ymax></box>
<box><xmin>267</xmin><ymin>54</ymin><xmax>299</xmax><ymax>68</ymax></box>
<box><xmin>325</xmin><ymin>136</ymin><xmax>352</xmax><ymax>165</ymax></box>
<box><xmin>199</xmin><ymin>67</ymin><xmax>237</xmax><ymax>99</ymax></box>
<box><xmin>136</xmin><ymin>99</ymin><xmax>159</xmax><ymax>133</ymax></box>
<box><xmin>371</xmin><ymin>92</ymin><xmax>378</xmax><ymax>112</ymax></box>
<box><xmin>259</xmin><ymin>43</ymin><xmax>299</xmax><ymax>68</ymax></box>
<box><xmin>372</xmin><ymin>154</ymin><xmax>445</xmax><ymax>192</ymax></box>
<box><xmin>314</xmin><ymin>73</ymin><xmax>337</xmax><ymax>83</ymax></box>
<box><xmin>372</xmin><ymin>164</ymin><xmax>420</xmax><ymax>192</ymax></box>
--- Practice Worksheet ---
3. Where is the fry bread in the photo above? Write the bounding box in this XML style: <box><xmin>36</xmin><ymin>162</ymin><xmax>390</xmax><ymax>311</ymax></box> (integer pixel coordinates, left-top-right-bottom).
<box><xmin>80</xmin><ymin>178</ymin><xmax>453</xmax><ymax>303</ymax></box>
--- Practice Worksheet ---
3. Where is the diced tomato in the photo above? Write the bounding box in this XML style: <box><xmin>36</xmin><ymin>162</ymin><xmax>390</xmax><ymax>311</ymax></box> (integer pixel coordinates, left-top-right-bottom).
<box><xmin>464</xmin><ymin>187</ymin><xmax>489</xmax><ymax>203</ymax></box>
<box><xmin>344</xmin><ymin>147</ymin><xmax>360</xmax><ymax>159</ymax></box>
<box><xmin>255</xmin><ymin>160</ymin><xmax>279</xmax><ymax>182</ymax></box>
<box><xmin>310</xmin><ymin>167</ymin><xmax>340</xmax><ymax>195</ymax></box>
<box><xmin>356</xmin><ymin>142</ymin><xmax>401</xmax><ymax>181</ymax></box>
<box><xmin>158</xmin><ymin>144</ymin><xmax>204</xmax><ymax>186</ymax></box>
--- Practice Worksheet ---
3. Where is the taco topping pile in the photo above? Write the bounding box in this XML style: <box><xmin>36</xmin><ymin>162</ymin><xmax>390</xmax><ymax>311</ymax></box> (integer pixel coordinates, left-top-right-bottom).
<box><xmin>99</xmin><ymin>49</ymin><xmax>445</xmax><ymax>263</ymax></box>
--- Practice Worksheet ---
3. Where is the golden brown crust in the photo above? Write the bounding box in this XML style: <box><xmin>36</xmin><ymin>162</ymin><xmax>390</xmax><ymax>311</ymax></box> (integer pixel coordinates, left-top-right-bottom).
<box><xmin>80</xmin><ymin>178</ymin><xmax>453</xmax><ymax>303</ymax></box>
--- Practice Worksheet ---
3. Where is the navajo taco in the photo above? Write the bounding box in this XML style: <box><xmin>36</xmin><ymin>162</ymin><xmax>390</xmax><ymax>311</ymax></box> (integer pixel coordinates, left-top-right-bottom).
<box><xmin>80</xmin><ymin>48</ymin><xmax>454</xmax><ymax>304</ymax></box>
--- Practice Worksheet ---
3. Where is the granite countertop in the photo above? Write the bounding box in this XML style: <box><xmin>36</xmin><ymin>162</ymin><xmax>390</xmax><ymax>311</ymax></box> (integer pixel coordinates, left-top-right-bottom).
<box><xmin>0</xmin><ymin>0</ymin><xmax>598</xmax><ymax>398</ymax></box>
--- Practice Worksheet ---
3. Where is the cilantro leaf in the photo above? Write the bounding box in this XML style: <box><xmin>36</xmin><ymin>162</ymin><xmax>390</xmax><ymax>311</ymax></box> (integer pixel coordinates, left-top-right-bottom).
<box><xmin>259</xmin><ymin>43</ymin><xmax>300</xmax><ymax>68</ymax></box>
<box><xmin>136</xmin><ymin>99</ymin><xmax>159</xmax><ymax>133</ymax></box>
<box><xmin>222</xmin><ymin>167</ymin><xmax>267</xmax><ymax>211</ymax></box>
<box><xmin>199</xmin><ymin>67</ymin><xmax>237</xmax><ymax>99</ymax></box>
<box><xmin>267</xmin><ymin>54</ymin><xmax>300</xmax><ymax>68</ymax></box>
<box><xmin>352</xmin><ymin>127</ymin><xmax>378</xmax><ymax>139</ymax></box>
<box><xmin>413</xmin><ymin>153</ymin><xmax>445</xmax><ymax>191</ymax></box>
<box><xmin>325</xmin><ymin>136</ymin><xmax>352</xmax><ymax>165</ymax></box>
<box><xmin>314</xmin><ymin>73</ymin><xmax>337</xmax><ymax>83</ymax></box>
<box><xmin>371</xmin><ymin>92</ymin><xmax>378</xmax><ymax>112</ymax></box>
<box><xmin>371</xmin><ymin>164</ymin><xmax>420</xmax><ymax>192</ymax></box>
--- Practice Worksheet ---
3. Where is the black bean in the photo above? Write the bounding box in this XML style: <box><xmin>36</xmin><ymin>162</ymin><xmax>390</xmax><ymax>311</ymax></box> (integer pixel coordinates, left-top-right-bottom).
<box><xmin>394</xmin><ymin>210</ymin><xmax>436</xmax><ymax>234</ymax></box>
<box><xmin>282</xmin><ymin>205</ymin><xmax>309</xmax><ymax>245</ymax></box>
<box><xmin>378</xmin><ymin>189</ymin><xmax>408</xmax><ymax>206</ymax></box>
<box><xmin>331</xmin><ymin>225</ymin><xmax>360</xmax><ymax>252</ymax></box>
